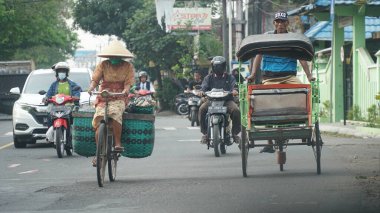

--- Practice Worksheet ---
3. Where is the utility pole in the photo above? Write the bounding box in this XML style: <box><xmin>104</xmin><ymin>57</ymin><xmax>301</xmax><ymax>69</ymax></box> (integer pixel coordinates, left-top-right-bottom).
<box><xmin>235</xmin><ymin>0</ymin><xmax>243</xmax><ymax>55</ymax></box>
<box><xmin>222</xmin><ymin>0</ymin><xmax>229</xmax><ymax>71</ymax></box>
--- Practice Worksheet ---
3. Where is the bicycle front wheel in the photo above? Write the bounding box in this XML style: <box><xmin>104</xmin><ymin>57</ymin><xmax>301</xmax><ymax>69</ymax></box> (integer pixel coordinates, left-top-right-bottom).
<box><xmin>96</xmin><ymin>123</ymin><xmax>107</xmax><ymax>187</ymax></box>
<box><xmin>108</xmin><ymin>135</ymin><xmax>117</xmax><ymax>182</ymax></box>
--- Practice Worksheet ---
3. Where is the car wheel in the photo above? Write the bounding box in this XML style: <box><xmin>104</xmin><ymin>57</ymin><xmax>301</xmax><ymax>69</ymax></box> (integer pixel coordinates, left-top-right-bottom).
<box><xmin>13</xmin><ymin>135</ymin><xmax>27</xmax><ymax>148</ymax></box>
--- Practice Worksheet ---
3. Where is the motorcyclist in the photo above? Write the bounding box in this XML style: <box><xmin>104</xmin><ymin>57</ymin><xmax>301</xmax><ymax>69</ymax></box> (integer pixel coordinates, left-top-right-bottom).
<box><xmin>44</xmin><ymin>62</ymin><xmax>81</xmax><ymax>142</ymax></box>
<box><xmin>186</xmin><ymin>70</ymin><xmax>203</xmax><ymax>93</ymax></box>
<box><xmin>198</xmin><ymin>56</ymin><xmax>241</xmax><ymax>144</ymax></box>
<box><xmin>45</xmin><ymin>62</ymin><xmax>81</xmax><ymax>99</ymax></box>
<box><xmin>135</xmin><ymin>71</ymin><xmax>155</xmax><ymax>94</ymax></box>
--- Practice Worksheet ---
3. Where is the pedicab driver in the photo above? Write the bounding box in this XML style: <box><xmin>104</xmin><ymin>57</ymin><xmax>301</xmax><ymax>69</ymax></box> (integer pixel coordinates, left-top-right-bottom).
<box><xmin>87</xmin><ymin>40</ymin><xmax>135</xmax><ymax>166</ymax></box>
<box><xmin>246</xmin><ymin>11</ymin><xmax>315</xmax><ymax>153</ymax></box>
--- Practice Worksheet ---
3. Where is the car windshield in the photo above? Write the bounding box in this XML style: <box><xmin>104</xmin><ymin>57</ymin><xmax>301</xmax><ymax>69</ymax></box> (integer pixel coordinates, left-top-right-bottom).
<box><xmin>23</xmin><ymin>72</ymin><xmax>91</xmax><ymax>94</ymax></box>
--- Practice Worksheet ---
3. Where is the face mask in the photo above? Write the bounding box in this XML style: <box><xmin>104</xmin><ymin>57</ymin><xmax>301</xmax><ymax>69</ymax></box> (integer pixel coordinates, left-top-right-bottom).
<box><xmin>109</xmin><ymin>58</ymin><xmax>122</xmax><ymax>65</ymax></box>
<box><xmin>58</xmin><ymin>72</ymin><xmax>66</xmax><ymax>80</ymax></box>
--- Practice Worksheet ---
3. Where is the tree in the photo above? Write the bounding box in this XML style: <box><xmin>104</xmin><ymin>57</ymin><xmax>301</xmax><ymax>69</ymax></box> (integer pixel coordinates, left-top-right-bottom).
<box><xmin>0</xmin><ymin>0</ymin><xmax>78</xmax><ymax>68</ymax></box>
<box><xmin>72</xmin><ymin>0</ymin><xmax>143</xmax><ymax>37</ymax></box>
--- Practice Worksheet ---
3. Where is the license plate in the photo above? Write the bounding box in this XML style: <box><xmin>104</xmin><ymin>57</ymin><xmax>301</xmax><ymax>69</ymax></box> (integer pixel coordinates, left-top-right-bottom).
<box><xmin>208</xmin><ymin>106</ymin><xmax>227</xmax><ymax>114</ymax></box>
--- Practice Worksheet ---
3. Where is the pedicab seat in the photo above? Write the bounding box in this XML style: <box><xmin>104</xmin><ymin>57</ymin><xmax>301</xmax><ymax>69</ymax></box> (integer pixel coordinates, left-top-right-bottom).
<box><xmin>249</xmin><ymin>85</ymin><xmax>311</xmax><ymax>126</ymax></box>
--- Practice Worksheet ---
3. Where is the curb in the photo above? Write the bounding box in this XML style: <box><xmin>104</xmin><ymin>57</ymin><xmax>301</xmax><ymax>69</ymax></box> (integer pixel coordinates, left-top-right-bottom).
<box><xmin>320</xmin><ymin>124</ymin><xmax>380</xmax><ymax>138</ymax></box>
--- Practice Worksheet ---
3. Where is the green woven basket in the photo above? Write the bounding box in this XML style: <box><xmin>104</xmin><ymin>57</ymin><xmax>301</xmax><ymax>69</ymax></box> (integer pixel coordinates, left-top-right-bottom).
<box><xmin>72</xmin><ymin>109</ymin><xmax>155</xmax><ymax>158</ymax></box>
<box><xmin>121</xmin><ymin>117</ymin><xmax>155</xmax><ymax>158</ymax></box>
<box><xmin>72</xmin><ymin>109</ymin><xmax>96</xmax><ymax>157</ymax></box>
<box><xmin>130</xmin><ymin>105</ymin><xmax>155</xmax><ymax>114</ymax></box>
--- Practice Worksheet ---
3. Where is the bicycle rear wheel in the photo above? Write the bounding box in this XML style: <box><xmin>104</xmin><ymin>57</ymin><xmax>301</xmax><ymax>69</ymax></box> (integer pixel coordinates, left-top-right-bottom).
<box><xmin>96</xmin><ymin>123</ymin><xmax>107</xmax><ymax>187</ymax></box>
<box><xmin>108</xmin><ymin>135</ymin><xmax>117</xmax><ymax>182</ymax></box>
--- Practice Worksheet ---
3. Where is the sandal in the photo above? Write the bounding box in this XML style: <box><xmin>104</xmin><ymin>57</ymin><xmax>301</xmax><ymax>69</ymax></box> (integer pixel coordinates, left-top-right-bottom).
<box><xmin>114</xmin><ymin>146</ymin><xmax>124</xmax><ymax>152</ymax></box>
<box><xmin>92</xmin><ymin>157</ymin><xmax>96</xmax><ymax>167</ymax></box>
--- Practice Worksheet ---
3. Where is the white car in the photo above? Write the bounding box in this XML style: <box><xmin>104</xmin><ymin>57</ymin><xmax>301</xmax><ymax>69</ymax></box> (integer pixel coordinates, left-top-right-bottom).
<box><xmin>10</xmin><ymin>68</ymin><xmax>93</xmax><ymax>148</ymax></box>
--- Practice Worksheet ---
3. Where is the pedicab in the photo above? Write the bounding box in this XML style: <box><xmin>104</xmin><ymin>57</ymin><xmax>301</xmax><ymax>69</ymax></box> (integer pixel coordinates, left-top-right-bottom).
<box><xmin>235</xmin><ymin>33</ymin><xmax>323</xmax><ymax>177</ymax></box>
<box><xmin>71</xmin><ymin>90</ymin><xmax>155</xmax><ymax>187</ymax></box>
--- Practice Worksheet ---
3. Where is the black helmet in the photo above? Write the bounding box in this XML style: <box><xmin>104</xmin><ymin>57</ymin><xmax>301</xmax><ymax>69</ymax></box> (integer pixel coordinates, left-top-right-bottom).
<box><xmin>211</xmin><ymin>56</ymin><xmax>226</xmax><ymax>75</ymax></box>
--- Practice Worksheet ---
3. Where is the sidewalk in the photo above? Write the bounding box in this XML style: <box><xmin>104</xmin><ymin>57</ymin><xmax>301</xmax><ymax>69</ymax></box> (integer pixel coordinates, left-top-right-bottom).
<box><xmin>320</xmin><ymin>122</ymin><xmax>380</xmax><ymax>138</ymax></box>
<box><xmin>0</xmin><ymin>113</ymin><xmax>11</xmax><ymax>121</ymax></box>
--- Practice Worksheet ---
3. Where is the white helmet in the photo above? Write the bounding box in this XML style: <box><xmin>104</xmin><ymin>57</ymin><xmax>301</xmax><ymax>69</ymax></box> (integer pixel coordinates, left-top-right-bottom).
<box><xmin>138</xmin><ymin>71</ymin><xmax>148</xmax><ymax>78</ymax></box>
<box><xmin>52</xmin><ymin>62</ymin><xmax>70</xmax><ymax>73</ymax></box>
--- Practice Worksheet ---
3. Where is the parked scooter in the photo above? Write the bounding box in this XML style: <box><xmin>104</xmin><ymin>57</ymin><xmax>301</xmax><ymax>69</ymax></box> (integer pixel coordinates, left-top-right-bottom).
<box><xmin>205</xmin><ymin>88</ymin><xmax>233</xmax><ymax>157</ymax></box>
<box><xmin>187</xmin><ymin>85</ymin><xmax>202</xmax><ymax>126</ymax></box>
<box><xmin>175</xmin><ymin>93</ymin><xmax>191</xmax><ymax>115</ymax></box>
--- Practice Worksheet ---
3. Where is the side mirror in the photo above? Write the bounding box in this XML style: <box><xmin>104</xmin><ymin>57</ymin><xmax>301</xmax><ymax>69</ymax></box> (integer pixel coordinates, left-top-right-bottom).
<box><xmin>10</xmin><ymin>87</ymin><xmax>21</xmax><ymax>95</ymax></box>
<box><xmin>38</xmin><ymin>90</ymin><xmax>47</xmax><ymax>95</ymax></box>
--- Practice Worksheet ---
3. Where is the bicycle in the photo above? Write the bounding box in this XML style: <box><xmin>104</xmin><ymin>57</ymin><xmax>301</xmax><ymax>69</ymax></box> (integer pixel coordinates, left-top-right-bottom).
<box><xmin>91</xmin><ymin>90</ymin><xmax>126</xmax><ymax>187</ymax></box>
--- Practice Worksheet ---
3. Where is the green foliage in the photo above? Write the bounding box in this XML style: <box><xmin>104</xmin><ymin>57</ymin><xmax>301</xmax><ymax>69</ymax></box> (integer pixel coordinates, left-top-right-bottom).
<box><xmin>366</xmin><ymin>104</ymin><xmax>380</xmax><ymax>127</ymax></box>
<box><xmin>0</xmin><ymin>0</ymin><xmax>78</xmax><ymax>68</ymax></box>
<box><xmin>347</xmin><ymin>105</ymin><xmax>365</xmax><ymax>121</ymax></box>
<box><xmin>72</xmin><ymin>0</ymin><xmax>143</xmax><ymax>38</ymax></box>
<box><xmin>155</xmin><ymin>78</ymin><xmax>182</xmax><ymax>110</ymax></box>
<box><xmin>319</xmin><ymin>100</ymin><xmax>331</xmax><ymax>118</ymax></box>
<box><xmin>199</xmin><ymin>31</ymin><xmax>223</xmax><ymax>59</ymax></box>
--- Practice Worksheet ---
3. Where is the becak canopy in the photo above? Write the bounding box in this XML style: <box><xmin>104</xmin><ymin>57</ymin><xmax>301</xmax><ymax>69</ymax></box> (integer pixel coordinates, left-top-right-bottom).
<box><xmin>236</xmin><ymin>33</ymin><xmax>314</xmax><ymax>62</ymax></box>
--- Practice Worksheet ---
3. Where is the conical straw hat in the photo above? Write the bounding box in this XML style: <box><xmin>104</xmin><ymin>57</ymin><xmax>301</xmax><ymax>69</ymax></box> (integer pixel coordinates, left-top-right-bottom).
<box><xmin>97</xmin><ymin>40</ymin><xmax>134</xmax><ymax>58</ymax></box>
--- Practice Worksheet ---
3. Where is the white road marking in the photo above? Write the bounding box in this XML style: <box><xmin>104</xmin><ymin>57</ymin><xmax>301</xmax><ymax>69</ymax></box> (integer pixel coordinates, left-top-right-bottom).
<box><xmin>0</xmin><ymin>142</ymin><xmax>13</xmax><ymax>150</ymax></box>
<box><xmin>163</xmin><ymin>127</ymin><xmax>176</xmax><ymax>130</ymax></box>
<box><xmin>8</xmin><ymin>164</ymin><xmax>21</xmax><ymax>168</ymax></box>
<box><xmin>187</xmin><ymin>127</ymin><xmax>200</xmax><ymax>130</ymax></box>
<box><xmin>177</xmin><ymin>139</ymin><xmax>200</xmax><ymax>142</ymax></box>
<box><xmin>18</xmin><ymin>170</ymin><xmax>38</xmax><ymax>175</ymax></box>
<box><xmin>5</xmin><ymin>132</ymin><xmax>13</xmax><ymax>136</ymax></box>
<box><xmin>42</xmin><ymin>159</ymin><xmax>51</xmax><ymax>162</ymax></box>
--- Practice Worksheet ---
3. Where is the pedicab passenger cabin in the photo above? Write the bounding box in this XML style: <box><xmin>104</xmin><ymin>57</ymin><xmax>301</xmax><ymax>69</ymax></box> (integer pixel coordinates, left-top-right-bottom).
<box><xmin>236</xmin><ymin>33</ymin><xmax>323</xmax><ymax>176</ymax></box>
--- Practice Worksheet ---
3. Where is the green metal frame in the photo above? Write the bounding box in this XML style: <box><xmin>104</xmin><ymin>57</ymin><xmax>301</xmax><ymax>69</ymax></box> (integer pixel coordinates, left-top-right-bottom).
<box><xmin>237</xmin><ymin>57</ymin><xmax>321</xmax><ymax>140</ymax></box>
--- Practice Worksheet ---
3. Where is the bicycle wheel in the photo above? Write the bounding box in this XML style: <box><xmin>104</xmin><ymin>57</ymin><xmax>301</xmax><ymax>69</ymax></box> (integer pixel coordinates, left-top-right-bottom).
<box><xmin>55</xmin><ymin>127</ymin><xmax>64</xmax><ymax>158</ymax></box>
<box><xmin>96</xmin><ymin>123</ymin><xmax>107</xmax><ymax>187</ymax></box>
<box><xmin>108</xmin><ymin>135</ymin><xmax>117</xmax><ymax>182</ymax></box>
<box><xmin>241</xmin><ymin>126</ymin><xmax>249</xmax><ymax>177</ymax></box>
<box><xmin>312</xmin><ymin>121</ymin><xmax>322</xmax><ymax>174</ymax></box>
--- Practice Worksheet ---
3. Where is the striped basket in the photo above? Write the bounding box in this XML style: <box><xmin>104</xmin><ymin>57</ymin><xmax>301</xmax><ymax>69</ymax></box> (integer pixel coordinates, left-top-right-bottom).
<box><xmin>129</xmin><ymin>105</ymin><xmax>155</xmax><ymax>114</ymax></box>
<box><xmin>121</xmin><ymin>113</ymin><xmax>155</xmax><ymax>158</ymax></box>
<box><xmin>72</xmin><ymin>109</ymin><xmax>155</xmax><ymax>158</ymax></box>
<box><xmin>72</xmin><ymin>109</ymin><xmax>96</xmax><ymax>157</ymax></box>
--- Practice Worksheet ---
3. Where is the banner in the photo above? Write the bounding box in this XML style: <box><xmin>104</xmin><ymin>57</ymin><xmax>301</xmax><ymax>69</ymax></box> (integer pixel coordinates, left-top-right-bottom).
<box><xmin>167</xmin><ymin>8</ymin><xmax>212</xmax><ymax>31</ymax></box>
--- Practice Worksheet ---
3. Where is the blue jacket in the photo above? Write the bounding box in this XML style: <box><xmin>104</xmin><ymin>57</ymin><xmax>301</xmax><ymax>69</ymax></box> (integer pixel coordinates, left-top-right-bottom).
<box><xmin>46</xmin><ymin>79</ymin><xmax>81</xmax><ymax>98</ymax></box>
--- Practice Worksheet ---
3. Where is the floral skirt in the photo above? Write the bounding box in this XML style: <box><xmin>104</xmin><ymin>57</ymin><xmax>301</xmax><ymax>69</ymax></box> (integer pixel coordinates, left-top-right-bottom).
<box><xmin>92</xmin><ymin>100</ymin><xmax>126</xmax><ymax>129</ymax></box>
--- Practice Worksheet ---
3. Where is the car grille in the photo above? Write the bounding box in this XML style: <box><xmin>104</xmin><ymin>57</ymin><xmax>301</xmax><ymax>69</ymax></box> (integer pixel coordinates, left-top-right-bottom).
<box><xmin>29</xmin><ymin>108</ymin><xmax>48</xmax><ymax>126</ymax></box>
<box><xmin>32</xmin><ymin>128</ymin><xmax>47</xmax><ymax>134</ymax></box>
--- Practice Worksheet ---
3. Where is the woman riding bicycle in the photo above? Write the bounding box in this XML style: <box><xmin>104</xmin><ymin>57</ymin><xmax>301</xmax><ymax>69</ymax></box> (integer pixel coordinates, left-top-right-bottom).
<box><xmin>87</xmin><ymin>40</ymin><xmax>135</xmax><ymax>166</ymax></box>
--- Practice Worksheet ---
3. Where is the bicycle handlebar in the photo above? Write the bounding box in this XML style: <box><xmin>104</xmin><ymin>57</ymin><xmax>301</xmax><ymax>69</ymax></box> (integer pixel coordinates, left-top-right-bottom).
<box><xmin>92</xmin><ymin>90</ymin><xmax>126</xmax><ymax>98</ymax></box>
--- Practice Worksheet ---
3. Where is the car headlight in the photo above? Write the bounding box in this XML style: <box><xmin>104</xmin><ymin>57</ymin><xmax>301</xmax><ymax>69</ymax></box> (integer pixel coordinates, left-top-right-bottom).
<box><xmin>19</xmin><ymin>103</ymin><xmax>33</xmax><ymax>112</ymax></box>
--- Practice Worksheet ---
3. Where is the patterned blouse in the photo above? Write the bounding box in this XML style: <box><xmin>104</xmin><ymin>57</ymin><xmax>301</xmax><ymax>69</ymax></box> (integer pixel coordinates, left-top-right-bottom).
<box><xmin>92</xmin><ymin>60</ymin><xmax>135</xmax><ymax>106</ymax></box>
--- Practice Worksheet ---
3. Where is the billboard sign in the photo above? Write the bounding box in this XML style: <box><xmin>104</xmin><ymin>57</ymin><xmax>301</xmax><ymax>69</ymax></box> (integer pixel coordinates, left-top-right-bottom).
<box><xmin>167</xmin><ymin>8</ymin><xmax>212</xmax><ymax>31</ymax></box>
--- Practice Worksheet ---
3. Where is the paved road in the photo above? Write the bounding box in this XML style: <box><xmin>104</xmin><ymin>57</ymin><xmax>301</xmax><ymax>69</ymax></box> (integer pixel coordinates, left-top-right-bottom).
<box><xmin>0</xmin><ymin>114</ymin><xmax>379</xmax><ymax>213</ymax></box>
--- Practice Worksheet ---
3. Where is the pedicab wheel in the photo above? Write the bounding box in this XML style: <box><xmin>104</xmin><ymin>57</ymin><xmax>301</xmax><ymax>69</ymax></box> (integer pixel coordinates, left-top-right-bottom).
<box><xmin>107</xmin><ymin>135</ymin><xmax>117</xmax><ymax>182</ymax></box>
<box><xmin>241</xmin><ymin>126</ymin><xmax>249</xmax><ymax>177</ymax></box>
<box><xmin>55</xmin><ymin>128</ymin><xmax>64</xmax><ymax>158</ymax></box>
<box><xmin>313</xmin><ymin>121</ymin><xmax>322</xmax><ymax>174</ymax></box>
<box><xmin>213</xmin><ymin>127</ymin><xmax>221</xmax><ymax>157</ymax></box>
<box><xmin>96</xmin><ymin>123</ymin><xmax>107</xmax><ymax>187</ymax></box>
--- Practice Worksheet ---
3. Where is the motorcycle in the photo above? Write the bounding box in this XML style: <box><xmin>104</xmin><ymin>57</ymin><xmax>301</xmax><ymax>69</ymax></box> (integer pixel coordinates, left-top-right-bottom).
<box><xmin>175</xmin><ymin>93</ymin><xmax>191</xmax><ymax>115</ymax></box>
<box><xmin>187</xmin><ymin>85</ymin><xmax>202</xmax><ymax>126</ymax></box>
<box><xmin>205</xmin><ymin>88</ymin><xmax>233</xmax><ymax>157</ymax></box>
<box><xmin>42</xmin><ymin>93</ymin><xmax>80</xmax><ymax>158</ymax></box>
